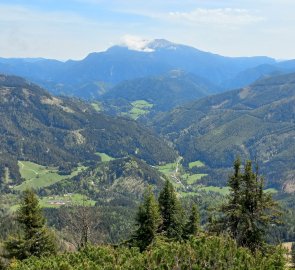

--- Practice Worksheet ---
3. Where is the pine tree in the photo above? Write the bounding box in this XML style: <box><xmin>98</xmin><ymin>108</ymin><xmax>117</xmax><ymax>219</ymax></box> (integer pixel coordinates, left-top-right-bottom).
<box><xmin>158</xmin><ymin>180</ymin><xmax>184</xmax><ymax>240</ymax></box>
<box><xmin>183</xmin><ymin>204</ymin><xmax>200</xmax><ymax>239</ymax></box>
<box><xmin>217</xmin><ymin>159</ymin><xmax>281</xmax><ymax>252</ymax></box>
<box><xmin>133</xmin><ymin>186</ymin><xmax>161</xmax><ymax>251</ymax></box>
<box><xmin>5</xmin><ymin>189</ymin><xmax>57</xmax><ymax>259</ymax></box>
<box><xmin>220</xmin><ymin>157</ymin><xmax>242</xmax><ymax>238</ymax></box>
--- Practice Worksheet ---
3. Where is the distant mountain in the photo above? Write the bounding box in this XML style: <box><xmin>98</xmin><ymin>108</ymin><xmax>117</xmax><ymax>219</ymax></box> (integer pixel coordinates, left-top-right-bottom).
<box><xmin>0</xmin><ymin>75</ymin><xmax>177</xmax><ymax>188</ymax></box>
<box><xmin>152</xmin><ymin>73</ymin><xmax>295</xmax><ymax>190</ymax></box>
<box><xmin>102</xmin><ymin>71</ymin><xmax>218</xmax><ymax>113</ymax></box>
<box><xmin>0</xmin><ymin>39</ymin><xmax>280</xmax><ymax>98</ymax></box>
<box><xmin>224</xmin><ymin>59</ymin><xmax>295</xmax><ymax>89</ymax></box>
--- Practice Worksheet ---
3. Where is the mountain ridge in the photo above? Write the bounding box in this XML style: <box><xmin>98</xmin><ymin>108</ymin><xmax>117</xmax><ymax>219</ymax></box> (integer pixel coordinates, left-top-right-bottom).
<box><xmin>152</xmin><ymin>72</ymin><xmax>295</xmax><ymax>190</ymax></box>
<box><xmin>0</xmin><ymin>74</ymin><xmax>177</xmax><ymax>188</ymax></box>
<box><xmin>0</xmin><ymin>39</ymin><xmax>281</xmax><ymax>99</ymax></box>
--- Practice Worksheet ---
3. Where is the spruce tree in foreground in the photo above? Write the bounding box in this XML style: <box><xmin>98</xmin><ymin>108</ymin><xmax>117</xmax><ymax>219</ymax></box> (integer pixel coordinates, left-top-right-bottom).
<box><xmin>158</xmin><ymin>180</ymin><xmax>184</xmax><ymax>240</ymax></box>
<box><xmin>183</xmin><ymin>204</ymin><xmax>200</xmax><ymax>239</ymax></box>
<box><xmin>133</xmin><ymin>186</ymin><xmax>161</xmax><ymax>251</ymax></box>
<box><xmin>5</xmin><ymin>189</ymin><xmax>56</xmax><ymax>260</ymax></box>
<box><xmin>215</xmin><ymin>159</ymin><xmax>281</xmax><ymax>252</ymax></box>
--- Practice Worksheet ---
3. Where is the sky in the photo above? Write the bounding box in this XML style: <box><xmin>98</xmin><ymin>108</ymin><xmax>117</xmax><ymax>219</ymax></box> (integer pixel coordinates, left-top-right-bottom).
<box><xmin>0</xmin><ymin>0</ymin><xmax>294</xmax><ymax>60</ymax></box>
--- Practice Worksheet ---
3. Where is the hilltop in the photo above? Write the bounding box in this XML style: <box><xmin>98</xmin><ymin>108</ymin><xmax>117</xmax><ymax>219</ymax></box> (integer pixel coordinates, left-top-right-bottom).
<box><xmin>102</xmin><ymin>71</ymin><xmax>218</xmax><ymax>115</ymax></box>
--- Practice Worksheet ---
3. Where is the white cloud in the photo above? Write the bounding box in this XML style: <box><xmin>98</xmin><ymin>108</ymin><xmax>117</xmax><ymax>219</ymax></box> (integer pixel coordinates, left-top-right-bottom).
<box><xmin>168</xmin><ymin>8</ymin><xmax>265</xmax><ymax>25</ymax></box>
<box><xmin>120</xmin><ymin>35</ymin><xmax>154</xmax><ymax>52</ymax></box>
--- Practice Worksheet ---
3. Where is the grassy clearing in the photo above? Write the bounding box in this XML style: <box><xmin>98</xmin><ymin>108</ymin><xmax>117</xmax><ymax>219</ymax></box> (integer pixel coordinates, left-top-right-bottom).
<box><xmin>156</xmin><ymin>163</ymin><xmax>177</xmax><ymax>176</ymax></box>
<box><xmin>96</xmin><ymin>152</ymin><xmax>115</xmax><ymax>162</ymax></box>
<box><xmin>183</xmin><ymin>173</ymin><xmax>208</xmax><ymax>185</ymax></box>
<box><xmin>179</xmin><ymin>191</ymin><xmax>199</xmax><ymax>197</ymax></box>
<box><xmin>91</xmin><ymin>102</ymin><xmax>102</xmax><ymax>112</ymax></box>
<box><xmin>156</xmin><ymin>162</ymin><xmax>185</xmax><ymax>188</ymax></box>
<box><xmin>131</xmin><ymin>100</ymin><xmax>153</xmax><ymax>109</ymax></box>
<box><xmin>15</xmin><ymin>161</ymin><xmax>87</xmax><ymax>191</ymax></box>
<box><xmin>129</xmin><ymin>100</ymin><xmax>153</xmax><ymax>120</ymax></box>
<box><xmin>264</xmin><ymin>188</ymin><xmax>278</xmax><ymax>194</ymax></box>
<box><xmin>39</xmin><ymin>193</ymin><xmax>96</xmax><ymax>208</ymax></box>
<box><xmin>200</xmin><ymin>186</ymin><xmax>230</xmax><ymax>195</ymax></box>
<box><xmin>10</xmin><ymin>194</ymin><xmax>96</xmax><ymax>211</ymax></box>
<box><xmin>189</xmin><ymin>160</ymin><xmax>205</xmax><ymax>169</ymax></box>
<box><xmin>130</xmin><ymin>107</ymin><xmax>147</xmax><ymax>119</ymax></box>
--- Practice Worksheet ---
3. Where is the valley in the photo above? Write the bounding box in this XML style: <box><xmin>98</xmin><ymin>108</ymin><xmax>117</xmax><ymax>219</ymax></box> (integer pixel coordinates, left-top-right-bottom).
<box><xmin>0</xmin><ymin>39</ymin><xmax>295</xmax><ymax>269</ymax></box>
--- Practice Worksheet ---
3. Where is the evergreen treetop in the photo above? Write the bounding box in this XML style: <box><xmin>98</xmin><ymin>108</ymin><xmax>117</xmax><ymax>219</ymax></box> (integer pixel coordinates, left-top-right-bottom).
<box><xmin>183</xmin><ymin>204</ymin><xmax>200</xmax><ymax>238</ymax></box>
<box><xmin>5</xmin><ymin>189</ymin><xmax>57</xmax><ymax>260</ymax></box>
<box><xmin>133</xmin><ymin>186</ymin><xmax>161</xmax><ymax>251</ymax></box>
<box><xmin>214</xmin><ymin>159</ymin><xmax>281</xmax><ymax>252</ymax></box>
<box><xmin>158</xmin><ymin>180</ymin><xmax>184</xmax><ymax>240</ymax></box>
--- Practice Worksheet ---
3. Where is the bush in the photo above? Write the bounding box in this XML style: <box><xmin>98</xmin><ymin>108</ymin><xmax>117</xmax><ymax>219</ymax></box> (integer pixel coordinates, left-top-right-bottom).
<box><xmin>7</xmin><ymin>236</ymin><xmax>286</xmax><ymax>270</ymax></box>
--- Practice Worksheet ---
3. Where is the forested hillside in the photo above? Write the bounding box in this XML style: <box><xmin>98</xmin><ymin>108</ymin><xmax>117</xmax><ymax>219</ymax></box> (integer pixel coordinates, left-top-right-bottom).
<box><xmin>0</xmin><ymin>75</ymin><xmax>177</xmax><ymax>188</ymax></box>
<box><xmin>102</xmin><ymin>71</ymin><xmax>218</xmax><ymax>114</ymax></box>
<box><xmin>152</xmin><ymin>73</ymin><xmax>295</xmax><ymax>190</ymax></box>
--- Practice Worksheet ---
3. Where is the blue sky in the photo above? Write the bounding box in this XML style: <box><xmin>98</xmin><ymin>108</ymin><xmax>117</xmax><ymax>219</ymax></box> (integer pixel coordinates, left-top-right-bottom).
<box><xmin>0</xmin><ymin>0</ymin><xmax>294</xmax><ymax>60</ymax></box>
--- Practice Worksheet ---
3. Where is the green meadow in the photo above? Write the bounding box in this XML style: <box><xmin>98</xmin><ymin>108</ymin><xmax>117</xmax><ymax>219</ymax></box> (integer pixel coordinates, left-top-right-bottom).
<box><xmin>95</xmin><ymin>152</ymin><xmax>115</xmax><ymax>162</ymax></box>
<box><xmin>129</xmin><ymin>100</ymin><xmax>153</xmax><ymax>119</ymax></box>
<box><xmin>188</xmin><ymin>160</ymin><xmax>205</xmax><ymax>169</ymax></box>
<box><xmin>15</xmin><ymin>161</ymin><xmax>86</xmax><ymax>191</ymax></box>
<box><xmin>39</xmin><ymin>193</ymin><xmax>96</xmax><ymax>208</ymax></box>
<box><xmin>183</xmin><ymin>173</ymin><xmax>208</xmax><ymax>185</ymax></box>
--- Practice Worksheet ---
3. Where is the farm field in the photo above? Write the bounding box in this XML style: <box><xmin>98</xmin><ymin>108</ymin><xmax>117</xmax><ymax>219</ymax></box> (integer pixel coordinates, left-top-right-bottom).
<box><xmin>96</xmin><ymin>152</ymin><xmax>115</xmax><ymax>162</ymax></box>
<box><xmin>189</xmin><ymin>160</ymin><xmax>205</xmax><ymax>169</ymax></box>
<box><xmin>15</xmin><ymin>161</ymin><xmax>87</xmax><ymax>191</ymax></box>
<box><xmin>129</xmin><ymin>100</ymin><xmax>153</xmax><ymax>119</ymax></box>
<box><xmin>200</xmin><ymin>186</ymin><xmax>230</xmax><ymax>195</ymax></box>
<box><xmin>156</xmin><ymin>162</ymin><xmax>177</xmax><ymax>176</ymax></box>
<box><xmin>183</xmin><ymin>173</ymin><xmax>208</xmax><ymax>185</ymax></box>
<box><xmin>39</xmin><ymin>193</ymin><xmax>96</xmax><ymax>208</ymax></box>
<box><xmin>91</xmin><ymin>101</ymin><xmax>102</xmax><ymax>112</ymax></box>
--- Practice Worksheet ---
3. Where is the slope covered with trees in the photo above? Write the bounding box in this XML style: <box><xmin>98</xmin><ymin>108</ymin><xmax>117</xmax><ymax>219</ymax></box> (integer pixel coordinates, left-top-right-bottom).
<box><xmin>152</xmin><ymin>72</ymin><xmax>295</xmax><ymax>190</ymax></box>
<box><xmin>102</xmin><ymin>71</ymin><xmax>218</xmax><ymax>113</ymax></box>
<box><xmin>0</xmin><ymin>75</ymin><xmax>177</xmax><ymax>188</ymax></box>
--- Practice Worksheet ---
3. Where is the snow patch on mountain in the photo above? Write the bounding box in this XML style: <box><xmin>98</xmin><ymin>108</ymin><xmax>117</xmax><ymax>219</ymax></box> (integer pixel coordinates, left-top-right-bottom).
<box><xmin>120</xmin><ymin>36</ymin><xmax>179</xmax><ymax>52</ymax></box>
<box><xmin>120</xmin><ymin>35</ymin><xmax>154</xmax><ymax>52</ymax></box>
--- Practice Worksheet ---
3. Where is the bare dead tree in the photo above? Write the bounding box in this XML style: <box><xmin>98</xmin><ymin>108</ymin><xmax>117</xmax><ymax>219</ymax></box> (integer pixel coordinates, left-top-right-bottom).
<box><xmin>59</xmin><ymin>196</ymin><xmax>98</xmax><ymax>249</ymax></box>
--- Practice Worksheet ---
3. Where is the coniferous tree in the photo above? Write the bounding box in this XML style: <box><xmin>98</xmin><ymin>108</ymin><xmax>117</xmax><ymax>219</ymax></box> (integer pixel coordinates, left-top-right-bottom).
<box><xmin>133</xmin><ymin>186</ymin><xmax>161</xmax><ymax>251</ymax></box>
<box><xmin>158</xmin><ymin>180</ymin><xmax>184</xmax><ymax>240</ymax></box>
<box><xmin>183</xmin><ymin>204</ymin><xmax>200</xmax><ymax>239</ymax></box>
<box><xmin>5</xmin><ymin>189</ymin><xmax>57</xmax><ymax>259</ymax></box>
<box><xmin>226</xmin><ymin>157</ymin><xmax>242</xmax><ymax>238</ymax></box>
<box><xmin>215</xmin><ymin>159</ymin><xmax>281</xmax><ymax>252</ymax></box>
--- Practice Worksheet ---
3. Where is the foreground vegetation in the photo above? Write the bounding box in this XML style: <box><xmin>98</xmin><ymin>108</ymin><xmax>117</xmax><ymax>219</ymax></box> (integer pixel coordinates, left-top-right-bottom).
<box><xmin>1</xmin><ymin>159</ymin><xmax>292</xmax><ymax>269</ymax></box>
<box><xmin>7</xmin><ymin>237</ymin><xmax>286</xmax><ymax>270</ymax></box>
